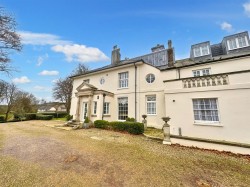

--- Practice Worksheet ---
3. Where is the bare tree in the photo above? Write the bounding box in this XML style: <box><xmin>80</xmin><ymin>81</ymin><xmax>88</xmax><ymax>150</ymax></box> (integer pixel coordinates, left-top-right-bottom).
<box><xmin>71</xmin><ymin>63</ymin><xmax>89</xmax><ymax>76</ymax></box>
<box><xmin>1</xmin><ymin>82</ymin><xmax>19</xmax><ymax>121</ymax></box>
<box><xmin>0</xmin><ymin>80</ymin><xmax>7</xmax><ymax>101</ymax></box>
<box><xmin>14</xmin><ymin>91</ymin><xmax>38</xmax><ymax>114</ymax></box>
<box><xmin>0</xmin><ymin>7</ymin><xmax>22</xmax><ymax>74</ymax></box>
<box><xmin>52</xmin><ymin>77</ymin><xmax>73</xmax><ymax>113</ymax></box>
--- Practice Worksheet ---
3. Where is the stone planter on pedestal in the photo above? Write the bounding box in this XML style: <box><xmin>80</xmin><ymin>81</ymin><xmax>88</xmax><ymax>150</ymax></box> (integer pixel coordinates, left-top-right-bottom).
<box><xmin>142</xmin><ymin>114</ymin><xmax>147</xmax><ymax>130</ymax></box>
<box><xmin>162</xmin><ymin>117</ymin><xmax>171</xmax><ymax>145</ymax></box>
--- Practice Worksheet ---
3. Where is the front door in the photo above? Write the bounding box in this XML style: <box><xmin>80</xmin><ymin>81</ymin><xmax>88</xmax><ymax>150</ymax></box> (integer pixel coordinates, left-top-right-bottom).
<box><xmin>82</xmin><ymin>102</ymin><xmax>88</xmax><ymax>121</ymax></box>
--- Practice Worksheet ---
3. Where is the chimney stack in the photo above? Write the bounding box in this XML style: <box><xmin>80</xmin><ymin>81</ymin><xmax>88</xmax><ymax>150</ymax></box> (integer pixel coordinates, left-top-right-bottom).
<box><xmin>111</xmin><ymin>45</ymin><xmax>121</xmax><ymax>65</ymax></box>
<box><xmin>167</xmin><ymin>40</ymin><xmax>174</xmax><ymax>67</ymax></box>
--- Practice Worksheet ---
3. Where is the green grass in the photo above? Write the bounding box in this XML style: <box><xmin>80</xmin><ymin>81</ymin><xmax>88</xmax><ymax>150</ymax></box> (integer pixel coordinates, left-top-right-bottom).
<box><xmin>0</xmin><ymin>121</ymin><xmax>249</xmax><ymax>186</ymax></box>
<box><xmin>144</xmin><ymin>127</ymin><xmax>164</xmax><ymax>139</ymax></box>
<box><xmin>52</xmin><ymin>117</ymin><xmax>67</xmax><ymax>121</ymax></box>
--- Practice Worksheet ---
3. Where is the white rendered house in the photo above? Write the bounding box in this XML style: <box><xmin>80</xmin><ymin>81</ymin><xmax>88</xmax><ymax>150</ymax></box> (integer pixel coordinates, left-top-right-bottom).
<box><xmin>70</xmin><ymin>31</ymin><xmax>250</xmax><ymax>154</ymax></box>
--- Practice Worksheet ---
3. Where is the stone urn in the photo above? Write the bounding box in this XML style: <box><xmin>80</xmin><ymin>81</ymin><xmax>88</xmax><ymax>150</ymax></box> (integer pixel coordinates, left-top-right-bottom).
<box><xmin>142</xmin><ymin>114</ymin><xmax>147</xmax><ymax>130</ymax></box>
<box><xmin>162</xmin><ymin>117</ymin><xmax>171</xmax><ymax>145</ymax></box>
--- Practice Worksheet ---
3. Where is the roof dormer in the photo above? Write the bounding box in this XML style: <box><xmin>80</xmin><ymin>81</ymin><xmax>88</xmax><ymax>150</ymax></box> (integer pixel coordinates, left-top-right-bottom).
<box><xmin>222</xmin><ymin>31</ymin><xmax>250</xmax><ymax>54</ymax></box>
<box><xmin>190</xmin><ymin>41</ymin><xmax>211</xmax><ymax>60</ymax></box>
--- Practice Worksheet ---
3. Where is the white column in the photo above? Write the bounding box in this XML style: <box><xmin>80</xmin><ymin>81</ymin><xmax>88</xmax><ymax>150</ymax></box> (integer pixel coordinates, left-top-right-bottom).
<box><xmin>75</xmin><ymin>96</ymin><xmax>81</xmax><ymax>121</ymax></box>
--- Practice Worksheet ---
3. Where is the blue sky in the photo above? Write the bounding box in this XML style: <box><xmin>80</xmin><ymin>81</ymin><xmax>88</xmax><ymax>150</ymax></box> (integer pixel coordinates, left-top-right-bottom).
<box><xmin>1</xmin><ymin>0</ymin><xmax>250</xmax><ymax>101</ymax></box>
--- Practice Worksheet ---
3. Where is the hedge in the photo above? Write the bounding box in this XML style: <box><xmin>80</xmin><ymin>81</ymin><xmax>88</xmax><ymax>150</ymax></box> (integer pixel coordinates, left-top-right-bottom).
<box><xmin>24</xmin><ymin>113</ymin><xmax>37</xmax><ymax>120</ymax></box>
<box><xmin>36</xmin><ymin>115</ymin><xmax>53</xmax><ymax>120</ymax></box>
<box><xmin>94</xmin><ymin>120</ymin><xmax>144</xmax><ymax>135</ymax></box>
<box><xmin>0</xmin><ymin>116</ymin><xmax>5</xmax><ymax>122</ymax></box>
<box><xmin>38</xmin><ymin>112</ymin><xmax>68</xmax><ymax>118</ymax></box>
<box><xmin>94</xmin><ymin>120</ymin><xmax>109</xmax><ymax>129</ymax></box>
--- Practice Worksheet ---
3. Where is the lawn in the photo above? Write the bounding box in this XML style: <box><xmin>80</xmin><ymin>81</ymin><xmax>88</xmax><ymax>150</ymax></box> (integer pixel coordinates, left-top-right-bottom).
<box><xmin>0</xmin><ymin>121</ymin><xmax>249</xmax><ymax>187</ymax></box>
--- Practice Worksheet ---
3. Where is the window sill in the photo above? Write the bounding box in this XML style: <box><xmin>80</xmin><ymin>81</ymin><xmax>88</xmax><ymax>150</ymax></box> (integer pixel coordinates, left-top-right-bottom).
<box><xmin>91</xmin><ymin>115</ymin><xmax>97</xmax><ymax>117</ymax></box>
<box><xmin>228</xmin><ymin>45</ymin><xmax>249</xmax><ymax>51</ymax></box>
<box><xmin>103</xmin><ymin>114</ymin><xmax>111</xmax><ymax>117</ymax></box>
<box><xmin>147</xmin><ymin>114</ymin><xmax>157</xmax><ymax>116</ymax></box>
<box><xmin>117</xmin><ymin>87</ymin><xmax>128</xmax><ymax>90</ymax></box>
<box><xmin>194</xmin><ymin>122</ymin><xmax>223</xmax><ymax>127</ymax></box>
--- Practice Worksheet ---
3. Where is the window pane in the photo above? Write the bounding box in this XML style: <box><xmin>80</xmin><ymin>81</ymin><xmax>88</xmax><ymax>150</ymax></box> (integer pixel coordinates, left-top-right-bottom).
<box><xmin>119</xmin><ymin>72</ymin><xmax>128</xmax><ymax>88</ymax></box>
<box><xmin>118</xmin><ymin>97</ymin><xmax>128</xmax><ymax>120</ymax></box>
<box><xmin>192</xmin><ymin>98</ymin><xmax>219</xmax><ymax>122</ymax></box>
<box><xmin>201</xmin><ymin>46</ymin><xmax>209</xmax><ymax>55</ymax></box>
<box><xmin>146</xmin><ymin>96</ymin><xmax>156</xmax><ymax>115</ymax></box>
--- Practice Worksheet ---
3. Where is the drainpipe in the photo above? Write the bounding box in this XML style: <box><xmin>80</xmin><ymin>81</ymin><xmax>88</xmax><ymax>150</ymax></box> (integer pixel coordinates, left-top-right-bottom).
<box><xmin>102</xmin><ymin>93</ymin><xmax>106</xmax><ymax>120</ymax></box>
<box><xmin>134</xmin><ymin>63</ymin><xmax>137</xmax><ymax>122</ymax></box>
<box><xmin>178</xmin><ymin>68</ymin><xmax>181</xmax><ymax>79</ymax></box>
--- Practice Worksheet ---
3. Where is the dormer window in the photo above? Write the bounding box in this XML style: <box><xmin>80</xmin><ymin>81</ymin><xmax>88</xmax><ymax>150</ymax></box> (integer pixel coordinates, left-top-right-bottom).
<box><xmin>193</xmin><ymin>68</ymin><xmax>210</xmax><ymax>77</ymax></box>
<box><xmin>193</xmin><ymin>45</ymin><xmax>210</xmax><ymax>57</ymax></box>
<box><xmin>227</xmin><ymin>36</ymin><xmax>249</xmax><ymax>50</ymax></box>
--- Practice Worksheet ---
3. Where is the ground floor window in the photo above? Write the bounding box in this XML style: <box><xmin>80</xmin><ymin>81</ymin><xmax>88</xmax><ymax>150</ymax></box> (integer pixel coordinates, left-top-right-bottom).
<box><xmin>118</xmin><ymin>97</ymin><xmax>128</xmax><ymax>120</ymax></box>
<box><xmin>146</xmin><ymin>95</ymin><xmax>156</xmax><ymax>115</ymax></box>
<box><xmin>193</xmin><ymin>98</ymin><xmax>219</xmax><ymax>122</ymax></box>
<box><xmin>93</xmin><ymin>101</ymin><xmax>97</xmax><ymax>114</ymax></box>
<box><xmin>103</xmin><ymin>102</ymin><xmax>110</xmax><ymax>114</ymax></box>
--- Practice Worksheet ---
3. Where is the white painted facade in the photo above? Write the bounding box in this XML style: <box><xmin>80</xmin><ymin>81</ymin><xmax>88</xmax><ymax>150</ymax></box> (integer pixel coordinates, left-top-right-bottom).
<box><xmin>70</xmin><ymin>32</ymin><xmax>250</xmax><ymax>154</ymax></box>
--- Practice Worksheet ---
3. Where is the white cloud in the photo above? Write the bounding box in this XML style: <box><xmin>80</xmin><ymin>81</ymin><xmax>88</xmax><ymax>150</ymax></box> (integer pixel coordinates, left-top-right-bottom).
<box><xmin>51</xmin><ymin>44</ymin><xmax>109</xmax><ymax>63</ymax></box>
<box><xmin>220</xmin><ymin>22</ymin><xmax>233</xmax><ymax>32</ymax></box>
<box><xmin>12</xmin><ymin>76</ymin><xmax>31</xmax><ymax>84</ymax></box>
<box><xmin>243</xmin><ymin>2</ymin><xmax>250</xmax><ymax>17</ymax></box>
<box><xmin>37</xmin><ymin>53</ymin><xmax>49</xmax><ymax>66</ymax></box>
<box><xmin>18</xmin><ymin>31</ymin><xmax>71</xmax><ymax>46</ymax></box>
<box><xmin>39</xmin><ymin>70</ymin><xmax>59</xmax><ymax>76</ymax></box>
<box><xmin>51</xmin><ymin>79</ymin><xmax>59</xmax><ymax>83</ymax></box>
<box><xmin>34</xmin><ymin>86</ymin><xmax>46</xmax><ymax>90</ymax></box>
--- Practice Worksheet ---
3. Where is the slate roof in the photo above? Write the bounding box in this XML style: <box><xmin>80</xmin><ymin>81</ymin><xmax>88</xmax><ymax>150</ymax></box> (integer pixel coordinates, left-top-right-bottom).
<box><xmin>71</xmin><ymin>31</ymin><xmax>250</xmax><ymax>77</ymax></box>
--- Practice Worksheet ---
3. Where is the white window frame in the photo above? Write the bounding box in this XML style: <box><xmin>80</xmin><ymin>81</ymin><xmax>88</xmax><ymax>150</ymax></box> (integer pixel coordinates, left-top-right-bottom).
<box><xmin>146</xmin><ymin>95</ymin><xmax>156</xmax><ymax>115</ymax></box>
<box><xmin>100</xmin><ymin>77</ymin><xmax>105</xmax><ymax>85</ymax></box>
<box><xmin>192</xmin><ymin>68</ymin><xmax>211</xmax><ymax>77</ymax></box>
<box><xmin>193</xmin><ymin>45</ymin><xmax>210</xmax><ymax>57</ymax></box>
<box><xmin>103</xmin><ymin>102</ymin><xmax>110</xmax><ymax>115</ymax></box>
<box><xmin>118</xmin><ymin>97</ymin><xmax>128</xmax><ymax>120</ymax></box>
<box><xmin>227</xmin><ymin>36</ymin><xmax>249</xmax><ymax>50</ymax></box>
<box><xmin>146</xmin><ymin>74</ymin><xmax>155</xmax><ymax>83</ymax></box>
<box><xmin>118</xmin><ymin>72</ymin><xmax>129</xmax><ymax>88</ymax></box>
<box><xmin>93</xmin><ymin>101</ymin><xmax>97</xmax><ymax>115</ymax></box>
<box><xmin>192</xmin><ymin>98</ymin><xmax>220</xmax><ymax>124</ymax></box>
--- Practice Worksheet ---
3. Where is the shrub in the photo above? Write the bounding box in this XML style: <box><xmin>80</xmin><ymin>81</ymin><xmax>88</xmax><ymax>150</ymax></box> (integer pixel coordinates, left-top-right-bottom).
<box><xmin>109</xmin><ymin>121</ymin><xmax>144</xmax><ymax>135</ymax></box>
<box><xmin>94</xmin><ymin>120</ymin><xmax>109</xmax><ymax>129</ymax></box>
<box><xmin>66</xmin><ymin>114</ymin><xmax>73</xmax><ymax>121</ymax></box>
<box><xmin>127</xmin><ymin>122</ymin><xmax>144</xmax><ymax>135</ymax></box>
<box><xmin>109</xmin><ymin>121</ymin><xmax>129</xmax><ymax>131</ymax></box>
<box><xmin>0</xmin><ymin>115</ymin><xmax>5</xmax><ymax>122</ymax></box>
<box><xmin>84</xmin><ymin>117</ymin><xmax>90</xmax><ymax>123</ymax></box>
<box><xmin>24</xmin><ymin>113</ymin><xmax>37</xmax><ymax>120</ymax></box>
<box><xmin>126</xmin><ymin>117</ymin><xmax>135</xmax><ymax>122</ymax></box>
<box><xmin>36</xmin><ymin>115</ymin><xmax>53</xmax><ymax>120</ymax></box>
<box><xmin>39</xmin><ymin>112</ymin><xmax>67</xmax><ymax>118</ymax></box>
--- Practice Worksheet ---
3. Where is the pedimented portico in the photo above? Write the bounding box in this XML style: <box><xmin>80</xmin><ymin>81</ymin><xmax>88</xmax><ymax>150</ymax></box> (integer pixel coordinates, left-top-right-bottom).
<box><xmin>75</xmin><ymin>81</ymin><xmax>114</xmax><ymax>122</ymax></box>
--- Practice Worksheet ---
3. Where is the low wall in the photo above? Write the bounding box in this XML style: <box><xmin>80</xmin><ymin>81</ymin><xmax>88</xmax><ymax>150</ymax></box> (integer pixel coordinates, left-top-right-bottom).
<box><xmin>171</xmin><ymin>138</ymin><xmax>250</xmax><ymax>155</ymax></box>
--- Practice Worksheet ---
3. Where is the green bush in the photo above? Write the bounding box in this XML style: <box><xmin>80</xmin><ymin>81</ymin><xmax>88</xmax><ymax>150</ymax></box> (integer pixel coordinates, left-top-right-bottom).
<box><xmin>39</xmin><ymin>112</ymin><xmax>67</xmax><ymax>118</ymax></box>
<box><xmin>109</xmin><ymin>121</ymin><xmax>129</xmax><ymax>131</ymax></box>
<box><xmin>127</xmin><ymin>122</ymin><xmax>144</xmax><ymax>135</ymax></box>
<box><xmin>106</xmin><ymin>121</ymin><xmax>144</xmax><ymax>135</ymax></box>
<box><xmin>24</xmin><ymin>113</ymin><xmax>37</xmax><ymax>120</ymax></box>
<box><xmin>84</xmin><ymin>117</ymin><xmax>90</xmax><ymax>123</ymax></box>
<box><xmin>66</xmin><ymin>114</ymin><xmax>73</xmax><ymax>121</ymax></box>
<box><xmin>36</xmin><ymin>115</ymin><xmax>53</xmax><ymax>120</ymax></box>
<box><xmin>126</xmin><ymin>117</ymin><xmax>135</xmax><ymax>122</ymax></box>
<box><xmin>94</xmin><ymin>120</ymin><xmax>109</xmax><ymax>129</ymax></box>
<box><xmin>0</xmin><ymin>115</ymin><xmax>5</xmax><ymax>122</ymax></box>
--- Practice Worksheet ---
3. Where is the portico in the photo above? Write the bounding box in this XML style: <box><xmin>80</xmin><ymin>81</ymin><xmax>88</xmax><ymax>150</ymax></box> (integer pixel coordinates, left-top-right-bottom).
<box><xmin>74</xmin><ymin>81</ymin><xmax>114</xmax><ymax>122</ymax></box>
